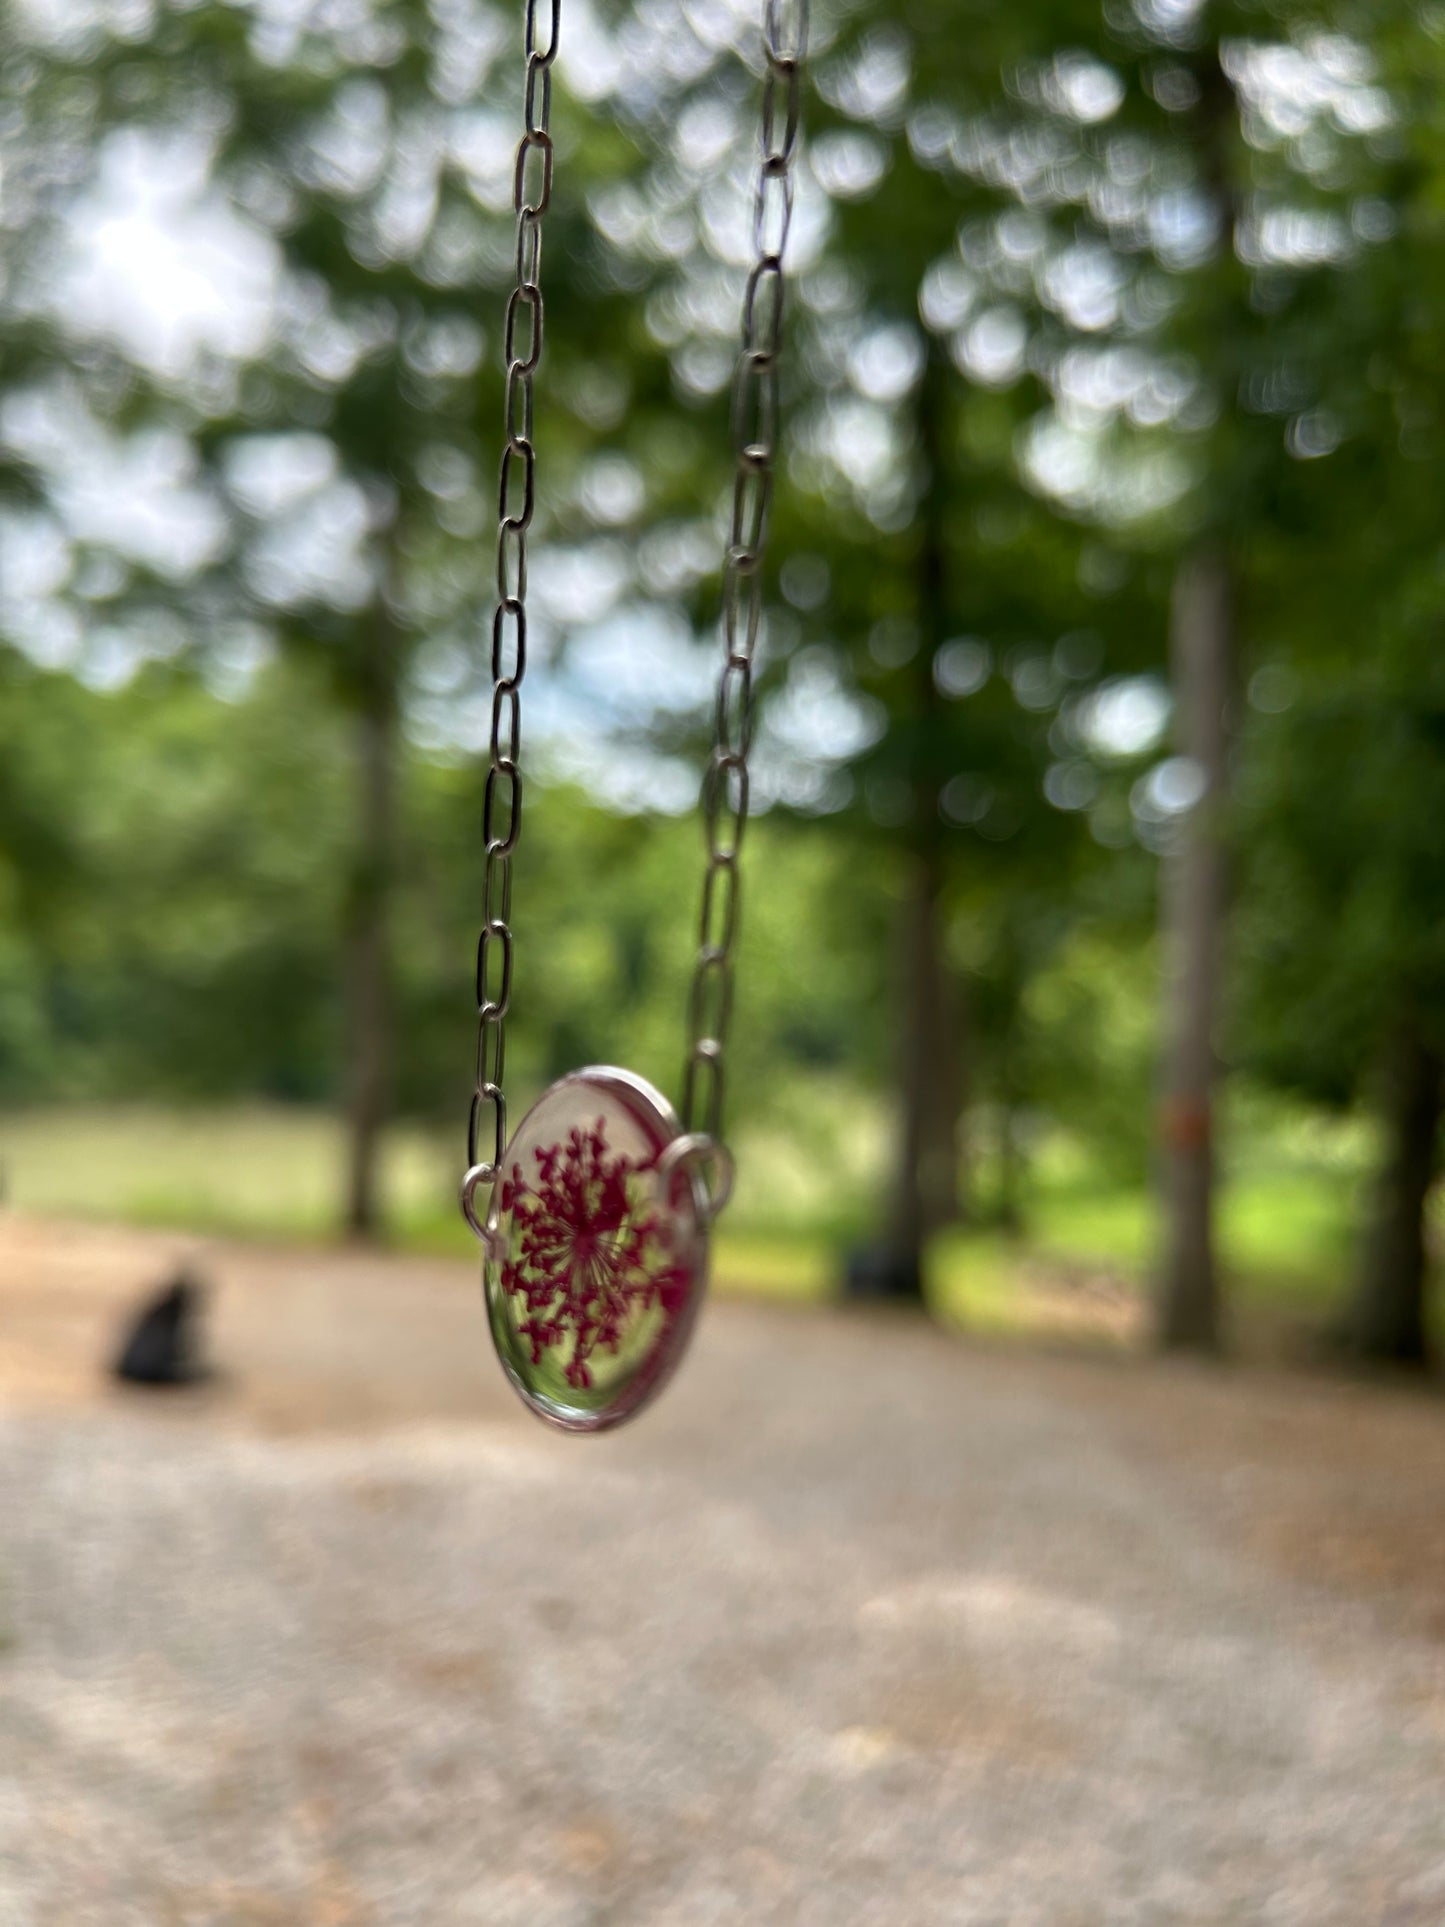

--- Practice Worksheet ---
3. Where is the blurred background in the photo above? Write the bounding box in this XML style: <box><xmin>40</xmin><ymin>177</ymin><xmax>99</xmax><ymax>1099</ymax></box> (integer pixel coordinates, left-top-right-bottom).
<box><xmin>5</xmin><ymin>0</ymin><xmax>1445</xmax><ymax>1919</ymax></box>
<box><xmin>6</xmin><ymin>0</ymin><xmax>1443</xmax><ymax>1365</ymax></box>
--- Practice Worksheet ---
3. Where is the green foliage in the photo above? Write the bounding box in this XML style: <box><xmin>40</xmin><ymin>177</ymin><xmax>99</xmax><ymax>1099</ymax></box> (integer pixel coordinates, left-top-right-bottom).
<box><xmin>0</xmin><ymin>655</ymin><xmax>348</xmax><ymax>1100</ymax></box>
<box><xmin>0</xmin><ymin>654</ymin><xmax>872</xmax><ymax>1127</ymax></box>
<box><xmin>3</xmin><ymin>0</ymin><xmax>1445</xmax><ymax>1311</ymax></box>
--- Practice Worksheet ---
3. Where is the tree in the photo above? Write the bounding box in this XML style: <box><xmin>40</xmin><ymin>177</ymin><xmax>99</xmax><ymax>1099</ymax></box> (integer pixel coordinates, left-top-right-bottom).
<box><xmin>1</xmin><ymin>0</ymin><xmax>674</xmax><ymax>1233</ymax></box>
<box><xmin>1157</xmin><ymin>543</ymin><xmax>1231</xmax><ymax>1349</ymax></box>
<box><xmin>1226</xmin><ymin>5</ymin><xmax>1445</xmax><ymax>1365</ymax></box>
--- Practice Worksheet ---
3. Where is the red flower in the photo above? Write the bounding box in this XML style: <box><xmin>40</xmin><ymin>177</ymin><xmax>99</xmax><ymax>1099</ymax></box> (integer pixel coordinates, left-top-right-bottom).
<box><xmin>500</xmin><ymin>1118</ymin><xmax>683</xmax><ymax>1390</ymax></box>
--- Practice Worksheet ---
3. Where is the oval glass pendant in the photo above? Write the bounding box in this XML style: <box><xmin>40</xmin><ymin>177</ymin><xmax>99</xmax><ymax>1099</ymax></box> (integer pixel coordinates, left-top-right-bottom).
<box><xmin>482</xmin><ymin>1067</ymin><xmax>708</xmax><ymax>1432</ymax></box>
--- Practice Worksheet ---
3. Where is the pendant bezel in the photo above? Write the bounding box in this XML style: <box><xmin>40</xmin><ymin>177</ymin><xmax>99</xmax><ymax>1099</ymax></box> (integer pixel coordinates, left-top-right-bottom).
<box><xmin>480</xmin><ymin>1065</ymin><xmax>709</xmax><ymax>1433</ymax></box>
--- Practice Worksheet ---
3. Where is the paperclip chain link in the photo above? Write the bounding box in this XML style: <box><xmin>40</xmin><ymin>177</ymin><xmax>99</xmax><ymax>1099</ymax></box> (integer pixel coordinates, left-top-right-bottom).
<box><xmin>465</xmin><ymin>0</ymin><xmax>560</xmax><ymax>1192</ymax></box>
<box><xmin>681</xmin><ymin>0</ymin><xmax>809</xmax><ymax>1187</ymax></box>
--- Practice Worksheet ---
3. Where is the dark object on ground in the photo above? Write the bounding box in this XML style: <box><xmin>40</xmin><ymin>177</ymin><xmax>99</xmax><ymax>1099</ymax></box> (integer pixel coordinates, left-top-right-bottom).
<box><xmin>843</xmin><ymin>1246</ymin><xmax>924</xmax><ymax>1302</ymax></box>
<box><xmin>112</xmin><ymin>1271</ymin><xmax>212</xmax><ymax>1386</ymax></box>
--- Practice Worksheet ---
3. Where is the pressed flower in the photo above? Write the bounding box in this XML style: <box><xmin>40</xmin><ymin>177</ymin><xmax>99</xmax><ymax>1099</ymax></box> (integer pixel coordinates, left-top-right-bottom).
<box><xmin>500</xmin><ymin>1117</ymin><xmax>680</xmax><ymax>1391</ymax></box>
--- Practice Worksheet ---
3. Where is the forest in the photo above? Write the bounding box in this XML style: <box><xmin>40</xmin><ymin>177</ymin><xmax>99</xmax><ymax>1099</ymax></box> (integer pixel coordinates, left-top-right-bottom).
<box><xmin>2</xmin><ymin>0</ymin><xmax>1442</xmax><ymax>1366</ymax></box>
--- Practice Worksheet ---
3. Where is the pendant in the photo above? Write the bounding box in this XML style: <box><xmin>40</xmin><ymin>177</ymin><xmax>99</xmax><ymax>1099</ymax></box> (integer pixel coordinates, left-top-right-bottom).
<box><xmin>468</xmin><ymin>1067</ymin><xmax>711</xmax><ymax>1432</ymax></box>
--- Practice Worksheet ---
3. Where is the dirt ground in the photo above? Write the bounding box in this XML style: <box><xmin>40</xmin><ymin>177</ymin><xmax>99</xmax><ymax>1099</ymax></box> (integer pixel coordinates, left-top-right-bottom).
<box><xmin>3</xmin><ymin>1213</ymin><xmax>1445</xmax><ymax>1925</ymax></box>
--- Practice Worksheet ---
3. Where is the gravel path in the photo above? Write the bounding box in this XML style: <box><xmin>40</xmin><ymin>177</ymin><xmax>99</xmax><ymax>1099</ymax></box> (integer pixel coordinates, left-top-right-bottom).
<box><xmin>2</xmin><ymin>1217</ymin><xmax>1445</xmax><ymax>1925</ymax></box>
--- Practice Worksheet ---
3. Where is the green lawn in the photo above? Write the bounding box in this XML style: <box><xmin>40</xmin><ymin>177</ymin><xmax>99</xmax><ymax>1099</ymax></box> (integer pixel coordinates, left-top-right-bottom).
<box><xmin>0</xmin><ymin>1100</ymin><xmax>1370</xmax><ymax>1334</ymax></box>
<box><xmin>0</xmin><ymin>1104</ymin><xmax>457</xmax><ymax>1248</ymax></box>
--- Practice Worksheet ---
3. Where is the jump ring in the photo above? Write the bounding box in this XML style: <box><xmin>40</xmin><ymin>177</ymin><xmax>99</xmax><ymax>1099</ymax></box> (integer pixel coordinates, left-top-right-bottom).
<box><xmin>657</xmin><ymin>1133</ymin><xmax>735</xmax><ymax>1222</ymax></box>
<box><xmin>460</xmin><ymin>1162</ymin><xmax>502</xmax><ymax>1254</ymax></box>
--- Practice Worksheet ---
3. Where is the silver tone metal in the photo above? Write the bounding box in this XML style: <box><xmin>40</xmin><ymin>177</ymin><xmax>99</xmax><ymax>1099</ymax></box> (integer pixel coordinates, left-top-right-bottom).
<box><xmin>483</xmin><ymin>1067</ymin><xmax>709</xmax><ymax>1432</ymax></box>
<box><xmin>657</xmin><ymin>1132</ymin><xmax>736</xmax><ymax>1220</ymax></box>
<box><xmin>459</xmin><ymin>1162</ymin><xmax>499</xmax><ymax>1256</ymax></box>
<box><xmin>681</xmin><ymin>0</ymin><xmax>808</xmax><ymax>1194</ymax></box>
<box><xmin>466</xmin><ymin>0</ymin><xmax>561</xmax><ymax>1194</ymax></box>
<box><xmin>463</xmin><ymin>0</ymin><xmax>807</xmax><ymax>1273</ymax></box>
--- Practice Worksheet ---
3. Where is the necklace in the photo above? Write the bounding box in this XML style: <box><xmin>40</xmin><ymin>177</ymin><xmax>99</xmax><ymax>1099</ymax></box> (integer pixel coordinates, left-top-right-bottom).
<box><xmin>459</xmin><ymin>0</ymin><xmax>808</xmax><ymax>1432</ymax></box>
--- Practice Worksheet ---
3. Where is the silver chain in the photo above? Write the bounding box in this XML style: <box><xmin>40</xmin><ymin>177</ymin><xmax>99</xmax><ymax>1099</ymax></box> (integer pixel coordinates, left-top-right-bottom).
<box><xmin>464</xmin><ymin>0</ymin><xmax>559</xmax><ymax>1203</ymax></box>
<box><xmin>681</xmin><ymin>0</ymin><xmax>808</xmax><ymax>1189</ymax></box>
<box><xmin>462</xmin><ymin>0</ymin><xmax>805</xmax><ymax>1233</ymax></box>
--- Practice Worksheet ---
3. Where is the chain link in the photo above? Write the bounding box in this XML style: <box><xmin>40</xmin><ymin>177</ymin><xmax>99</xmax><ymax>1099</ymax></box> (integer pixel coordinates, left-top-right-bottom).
<box><xmin>465</xmin><ymin>0</ymin><xmax>560</xmax><ymax>1193</ymax></box>
<box><xmin>464</xmin><ymin>0</ymin><xmax>805</xmax><ymax>1224</ymax></box>
<box><xmin>682</xmin><ymin>0</ymin><xmax>807</xmax><ymax>1168</ymax></box>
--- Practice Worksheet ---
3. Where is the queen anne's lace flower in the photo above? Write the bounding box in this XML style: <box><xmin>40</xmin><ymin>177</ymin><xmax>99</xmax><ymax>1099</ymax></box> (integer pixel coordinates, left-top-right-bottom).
<box><xmin>499</xmin><ymin>1120</ymin><xmax>688</xmax><ymax>1389</ymax></box>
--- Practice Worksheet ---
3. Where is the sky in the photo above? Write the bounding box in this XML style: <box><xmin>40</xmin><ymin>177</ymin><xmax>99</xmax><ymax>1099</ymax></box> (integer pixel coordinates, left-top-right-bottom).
<box><xmin>3</xmin><ymin>0</ymin><xmax>1383</xmax><ymax>815</ymax></box>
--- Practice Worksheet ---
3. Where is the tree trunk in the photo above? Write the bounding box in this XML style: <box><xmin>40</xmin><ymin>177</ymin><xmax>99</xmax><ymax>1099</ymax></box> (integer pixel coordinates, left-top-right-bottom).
<box><xmin>877</xmin><ymin>338</ymin><xmax>963</xmax><ymax>1298</ymax></box>
<box><xmin>1156</xmin><ymin>546</ymin><xmax>1232</xmax><ymax>1352</ymax></box>
<box><xmin>1348</xmin><ymin>1022</ymin><xmax>1442</xmax><ymax>1366</ymax></box>
<box><xmin>886</xmin><ymin>843</ymin><xmax>962</xmax><ymax>1283</ymax></box>
<box><xmin>343</xmin><ymin>648</ymin><xmax>398</xmax><ymax>1241</ymax></box>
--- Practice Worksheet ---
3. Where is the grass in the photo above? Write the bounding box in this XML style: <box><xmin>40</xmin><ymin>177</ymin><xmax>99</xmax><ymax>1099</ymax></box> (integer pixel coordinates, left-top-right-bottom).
<box><xmin>0</xmin><ymin>1104</ymin><xmax>457</xmax><ymax>1247</ymax></box>
<box><xmin>0</xmin><ymin>1099</ymin><xmax>1371</xmax><ymax>1338</ymax></box>
<box><xmin>0</xmin><ymin>1102</ymin><xmax>852</xmax><ymax>1298</ymax></box>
